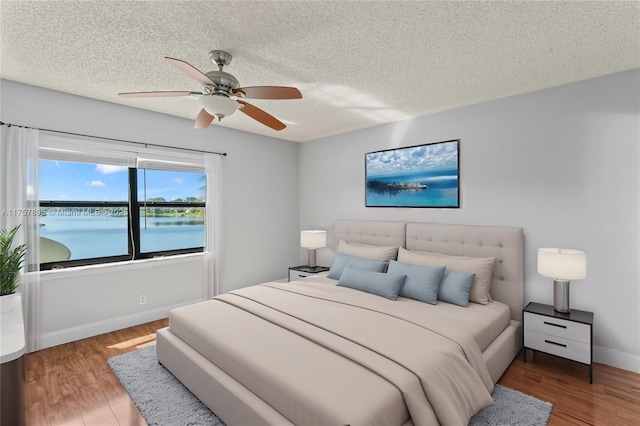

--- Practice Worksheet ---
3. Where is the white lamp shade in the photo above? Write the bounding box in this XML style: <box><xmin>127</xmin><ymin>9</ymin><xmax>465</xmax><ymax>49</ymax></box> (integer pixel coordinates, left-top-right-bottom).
<box><xmin>537</xmin><ymin>248</ymin><xmax>587</xmax><ymax>280</ymax></box>
<box><xmin>198</xmin><ymin>95</ymin><xmax>240</xmax><ymax>118</ymax></box>
<box><xmin>300</xmin><ymin>230</ymin><xmax>326</xmax><ymax>249</ymax></box>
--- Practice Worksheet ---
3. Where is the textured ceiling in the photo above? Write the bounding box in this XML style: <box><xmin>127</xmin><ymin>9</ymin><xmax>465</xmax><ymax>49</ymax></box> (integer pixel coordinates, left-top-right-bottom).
<box><xmin>1</xmin><ymin>1</ymin><xmax>639</xmax><ymax>142</ymax></box>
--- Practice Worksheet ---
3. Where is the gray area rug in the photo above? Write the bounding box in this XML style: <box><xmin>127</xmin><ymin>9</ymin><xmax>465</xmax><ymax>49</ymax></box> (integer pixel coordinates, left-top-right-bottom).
<box><xmin>109</xmin><ymin>345</ymin><xmax>552</xmax><ymax>426</ymax></box>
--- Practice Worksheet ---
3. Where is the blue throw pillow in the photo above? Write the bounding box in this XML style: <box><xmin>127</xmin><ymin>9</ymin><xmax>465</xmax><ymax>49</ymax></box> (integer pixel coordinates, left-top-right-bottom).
<box><xmin>438</xmin><ymin>269</ymin><xmax>475</xmax><ymax>307</ymax></box>
<box><xmin>337</xmin><ymin>266</ymin><xmax>406</xmax><ymax>300</ymax></box>
<box><xmin>387</xmin><ymin>260</ymin><xmax>445</xmax><ymax>305</ymax></box>
<box><xmin>327</xmin><ymin>253</ymin><xmax>387</xmax><ymax>280</ymax></box>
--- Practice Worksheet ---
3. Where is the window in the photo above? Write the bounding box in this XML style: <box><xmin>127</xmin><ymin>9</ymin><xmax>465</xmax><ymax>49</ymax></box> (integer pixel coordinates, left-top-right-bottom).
<box><xmin>38</xmin><ymin>139</ymin><xmax>207</xmax><ymax>270</ymax></box>
<box><xmin>39</xmin><ymin>160</ymin><xmax>131</xmax><ymax>267</ymax></box>
<box><xmin>136</xmin><ymin>168</ymin><xmax>205</xmax><ymax>255</ymax></box>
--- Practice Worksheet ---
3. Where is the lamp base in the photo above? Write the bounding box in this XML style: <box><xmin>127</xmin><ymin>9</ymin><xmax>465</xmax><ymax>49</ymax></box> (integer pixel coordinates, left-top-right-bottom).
<box><xmin>553</xmin><ymin>279</ymin><xmax>571</xmax><ymax>313</ymax></box>
<box><xmin>307</xmin><ymin>249</ymin><xmax>317</xmax><ymax>268</ymax></box>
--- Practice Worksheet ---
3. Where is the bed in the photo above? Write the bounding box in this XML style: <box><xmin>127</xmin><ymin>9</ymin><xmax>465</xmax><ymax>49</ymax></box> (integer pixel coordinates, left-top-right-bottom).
<box><xmin>156</xmin><ymin>220</ymin><xmax>524</xmax><ymax>425</ymax></box>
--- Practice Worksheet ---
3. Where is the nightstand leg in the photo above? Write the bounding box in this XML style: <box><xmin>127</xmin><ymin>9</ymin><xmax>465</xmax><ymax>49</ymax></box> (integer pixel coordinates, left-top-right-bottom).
<box><xmin>589</xmin><ymin>364</ymin><xmax>593</xmax><ymax>384</ymax></box>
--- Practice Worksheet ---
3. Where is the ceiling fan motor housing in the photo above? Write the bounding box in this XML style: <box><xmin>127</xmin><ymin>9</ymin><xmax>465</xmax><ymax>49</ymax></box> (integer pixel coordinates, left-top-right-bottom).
<box><xmin>205</xmin><ymin>50</ymin><xmax>241</xmax><ymax>97</ymax></box>
<box><xmin>204</xmin><ymin>70</ymin><xmax>240</xmax><ymax>97</ymax></box>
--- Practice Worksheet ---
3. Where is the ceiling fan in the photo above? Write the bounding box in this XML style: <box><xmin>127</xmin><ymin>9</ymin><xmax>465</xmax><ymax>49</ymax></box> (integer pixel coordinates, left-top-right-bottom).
<box><xmin>118</xmin><ymin>50</ymin><xmax>302</xmax><ymax>131</ymax></box>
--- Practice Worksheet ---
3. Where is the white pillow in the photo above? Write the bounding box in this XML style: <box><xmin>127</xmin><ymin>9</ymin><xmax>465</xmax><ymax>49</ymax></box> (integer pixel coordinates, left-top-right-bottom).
<box><xmin>337</xmin><ymin>239</ymin><xmax>399</xmax><ymax>261</ymax></box>
<box><xmin>397</xmin><ymin>247</ymin><xmax>496</xmax><ymax>305</ymax></box>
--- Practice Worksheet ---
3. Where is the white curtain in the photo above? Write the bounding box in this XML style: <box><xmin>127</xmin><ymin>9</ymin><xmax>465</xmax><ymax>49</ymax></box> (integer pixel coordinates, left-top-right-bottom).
<box><xmin>3</xmin><ymin>126</ymin><xmax>41</xmax><ymax>352</ymax></box>
<box><xmin>203</xmin><ymin>153</ymin><xmax>223</xmax><ymax>298</ymax></box>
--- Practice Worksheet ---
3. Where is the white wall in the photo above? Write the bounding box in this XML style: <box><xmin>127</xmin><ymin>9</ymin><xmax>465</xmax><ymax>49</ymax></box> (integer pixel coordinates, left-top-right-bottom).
<box><xmin>37</xmin><ymin>255</ymin><xmax>204</xmax><ymax>348</ymax></box>
<box><xmin>1</xmin><ymin>79</ymin><xmax>300</xmax><ymax>348</ymax></box>
<box><xmin>299</xmin><ymin>69</ymin><xmax>640</xmax><ymax>372</ymax></box>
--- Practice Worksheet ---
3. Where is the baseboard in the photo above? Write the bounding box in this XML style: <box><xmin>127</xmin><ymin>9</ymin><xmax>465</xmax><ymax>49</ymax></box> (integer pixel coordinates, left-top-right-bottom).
<box><xmin>37</xmin><ymin>299</ymin><xmax>202</xmax><ymax>351</ymax></box>
<box><xmin>593</xmin><ymin>345</ymin><xmax>640</xmax><ymax>374</ymax></box>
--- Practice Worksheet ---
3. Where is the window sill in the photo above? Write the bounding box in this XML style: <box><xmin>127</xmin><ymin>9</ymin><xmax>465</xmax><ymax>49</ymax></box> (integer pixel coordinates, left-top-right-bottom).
<box><xmin>36</xmin><ymin>252</ymin><xmax>205</xmax><ymax>280</ymax></box>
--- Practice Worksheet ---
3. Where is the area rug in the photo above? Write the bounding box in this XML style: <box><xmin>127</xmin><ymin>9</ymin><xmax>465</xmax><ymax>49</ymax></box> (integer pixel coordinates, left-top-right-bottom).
<box><xmin>108</xmin><ymin>346</ymin><xmax>552</xmax><ymax>426</ymax></box>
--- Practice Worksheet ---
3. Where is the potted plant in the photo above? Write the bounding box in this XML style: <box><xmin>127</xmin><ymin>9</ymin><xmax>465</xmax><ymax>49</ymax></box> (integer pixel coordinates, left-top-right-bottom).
<box><xmin>0</xmin><ymin>225</ymin><xmax>28</xmax><ymax>314</ymax></box>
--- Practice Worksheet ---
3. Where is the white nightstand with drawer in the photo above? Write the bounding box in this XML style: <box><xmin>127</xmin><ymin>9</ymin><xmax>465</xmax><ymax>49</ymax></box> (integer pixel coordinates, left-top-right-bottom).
<box><xmin>288</xmin><ymin>265</ymin><xmax>330</xmax><ymax>282</ymax></box>
<box><xmin>523</xmin><ymin>302</ymin><xmax>594</xmax><ymax>383</ymax></box>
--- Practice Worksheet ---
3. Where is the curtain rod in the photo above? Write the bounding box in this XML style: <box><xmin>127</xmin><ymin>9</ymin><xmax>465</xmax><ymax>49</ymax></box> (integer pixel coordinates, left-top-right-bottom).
<box><xmin>0</xmin><ymin>121</ymin><xmax>227</xmax><ymax>157</ymax></box>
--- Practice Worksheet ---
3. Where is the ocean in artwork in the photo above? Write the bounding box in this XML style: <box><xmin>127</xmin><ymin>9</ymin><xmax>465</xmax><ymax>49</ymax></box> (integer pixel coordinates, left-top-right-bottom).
<box><xmin>366</xmin><ymin>168</ymin><xmax>459</xmax><ymax>207</ymax></box>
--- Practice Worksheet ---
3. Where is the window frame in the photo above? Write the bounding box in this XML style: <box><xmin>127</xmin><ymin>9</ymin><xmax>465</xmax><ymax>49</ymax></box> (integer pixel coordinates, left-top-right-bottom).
<box><xmin>38</xmin><ymin>166</ymin><xmax>205</xmax><ymax>270</ymax></box>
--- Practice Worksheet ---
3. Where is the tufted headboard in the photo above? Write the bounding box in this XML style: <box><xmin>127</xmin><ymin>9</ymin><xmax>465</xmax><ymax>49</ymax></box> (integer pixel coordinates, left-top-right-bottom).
<box><xmin>335</xmin><ymin>220</ymin><xmax>407</xmax><ymax>247</ymax></box>
<box><xmin>335</xmin><ymin>219</ymin><xmax>524</xmax><ymax>322</ymax></box>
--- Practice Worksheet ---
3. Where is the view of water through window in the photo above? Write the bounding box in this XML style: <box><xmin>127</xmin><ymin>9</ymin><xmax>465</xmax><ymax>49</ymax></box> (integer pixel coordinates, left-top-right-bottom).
<box><xmin>39</xmin><ymin>160</ymin><xmax>206</xmax><ymax>264</ymax></box>
<box><xmin>39</xmin><ymin>214</ymin><xmax>204</xmax><ymax>260</ymax></box>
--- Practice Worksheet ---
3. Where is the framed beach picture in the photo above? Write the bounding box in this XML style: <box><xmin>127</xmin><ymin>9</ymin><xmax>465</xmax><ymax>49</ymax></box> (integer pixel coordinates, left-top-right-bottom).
<box><xmin>365</xmin><ymin>139</ymin><xmax>460</xmax><ymax>208</ymax></box>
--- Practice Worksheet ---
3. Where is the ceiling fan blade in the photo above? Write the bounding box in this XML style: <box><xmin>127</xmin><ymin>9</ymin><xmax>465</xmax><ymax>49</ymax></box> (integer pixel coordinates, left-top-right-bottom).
<box><xmin>237</xmin><ymin>100</ymin><xmax>286</xmax><ymax>131</ymax></box>
<box><xmin>118</xmin><ymin>91</ymin><xmax>201</xmax><ymax>98</ymax></box>
<box><xmin>235</xmin><ymin>86</ymin><xmax>302</xmax><ymax>100</ymax></box>
<box><xmin>165</xmin><ymin>57</ymin><xmax>217</xmax><ymax>87</ymax></box>
<box><xmin>194</xmin><ymin>108</ymin><xmax>215</xmax><ymax>129</ymax></box>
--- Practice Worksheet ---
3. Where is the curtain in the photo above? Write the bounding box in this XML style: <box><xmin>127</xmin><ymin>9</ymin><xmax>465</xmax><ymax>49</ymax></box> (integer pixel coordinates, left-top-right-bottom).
<box><xmin>39</xmin><ymin>132</ymin><xmax>137</xmax><ymax>166</ymax></box>
<box><xmin>203</xmin><ymin>153</ymin><xmax>223</xmax><ymax>299</ymax></box>
<box><xmin>4</xmin><ymin>126</ymin><xmax>41</xmax><ymax>352</ymax></box>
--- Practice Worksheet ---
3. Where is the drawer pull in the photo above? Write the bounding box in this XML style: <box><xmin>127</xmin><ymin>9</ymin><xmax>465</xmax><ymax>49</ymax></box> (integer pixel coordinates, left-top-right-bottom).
<box><xmin>543</xmin><ymin>321</ymin><xmax>567</xmax><ymax>329</ymax></box>
<box><xmin>544</xmin><ymin>339</ymin><xmax>567</xmax><ymax>348</ymax></box>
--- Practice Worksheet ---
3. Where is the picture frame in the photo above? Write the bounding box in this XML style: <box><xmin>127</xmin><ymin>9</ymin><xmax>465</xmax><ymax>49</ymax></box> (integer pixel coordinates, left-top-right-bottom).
<box><xmin>365</xmin><ymin>139</ymin><xmax>460</xmax><ymax>208</ymax></box>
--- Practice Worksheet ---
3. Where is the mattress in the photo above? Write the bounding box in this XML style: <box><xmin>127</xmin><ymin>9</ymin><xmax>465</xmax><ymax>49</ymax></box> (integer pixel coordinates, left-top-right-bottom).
<box><xmin>168</xmin><ymin>280</ymin><xmax>497</xmax><ymax>425</ymax></box>
<box><xmin>302</xmin><ymin>273</ymin><xmax>512</xmax><ymax>352</ymax></box>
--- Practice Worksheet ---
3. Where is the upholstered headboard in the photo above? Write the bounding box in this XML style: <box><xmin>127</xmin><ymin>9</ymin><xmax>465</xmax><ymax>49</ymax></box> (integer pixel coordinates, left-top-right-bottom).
<box><xmin>335</xmin><ymin>219</ymin><xmax>524</xmax><ymax>322</ymax></box>
<box><xmin>335</xmin><ymin>220</ymin><xmax>407</xmax><ymax>247</ymax></box>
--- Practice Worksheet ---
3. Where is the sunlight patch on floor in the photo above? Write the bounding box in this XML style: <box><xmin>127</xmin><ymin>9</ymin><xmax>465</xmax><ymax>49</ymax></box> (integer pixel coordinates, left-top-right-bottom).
<box><xmin>107</xmin><ymin>333</ymin><xmax>156</xmax><ymax>350</ymax></box>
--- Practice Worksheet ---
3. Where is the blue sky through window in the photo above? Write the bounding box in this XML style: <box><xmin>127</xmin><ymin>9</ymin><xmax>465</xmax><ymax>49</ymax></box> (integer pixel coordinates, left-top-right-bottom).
<box><xmin>39</xmin><ymin>160</ymin><xmax>205</xmax><ymax>201</ymax></box>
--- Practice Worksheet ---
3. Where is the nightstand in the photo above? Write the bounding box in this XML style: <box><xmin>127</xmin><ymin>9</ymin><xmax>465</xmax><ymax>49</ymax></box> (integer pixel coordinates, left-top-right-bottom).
<box><xmin>289</xmin><ymin>265</ymin><xmax>329</xmax><ymax>281</ymax></box>
<box><xmin>523</xmin><ymin>302</ymin><xmax>594</xmax><ymax>383</ymax></box>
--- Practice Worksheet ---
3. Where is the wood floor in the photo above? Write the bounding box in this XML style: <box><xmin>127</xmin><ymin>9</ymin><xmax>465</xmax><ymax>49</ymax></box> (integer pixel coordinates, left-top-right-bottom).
<box><xmin>24</xmin><ymin>319</ymin><xmax>640</xmax><ymax>426</ymax></box>
<box><xmin>500</xmin><ymin>350</ymin><xmax>640</xmax><ymax>425</ymax></box>
<box><xmin>25</xmin><ymin>319</ymin><xmax>167</xmax><ymax>426</ymax></box>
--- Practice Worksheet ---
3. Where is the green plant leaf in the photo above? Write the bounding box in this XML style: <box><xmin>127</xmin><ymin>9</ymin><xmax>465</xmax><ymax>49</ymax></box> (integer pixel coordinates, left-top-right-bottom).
<box><xmin>0</xmin><ymin>224</ymin><xmax>29</xmax><ymax>296</ymax></box>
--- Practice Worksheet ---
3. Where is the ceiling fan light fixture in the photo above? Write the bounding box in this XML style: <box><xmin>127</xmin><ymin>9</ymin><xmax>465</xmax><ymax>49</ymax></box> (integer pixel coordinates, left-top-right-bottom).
<box><xmin>198</xmin><ymin>95</ymin><xmax>239</xmax><ymax>121</ymax></box>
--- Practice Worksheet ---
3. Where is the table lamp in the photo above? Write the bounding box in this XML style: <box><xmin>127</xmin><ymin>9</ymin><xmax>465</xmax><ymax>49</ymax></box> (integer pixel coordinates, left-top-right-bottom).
<box><xmin>537</xmin><ymin>248</ymin><xmax>587</xmax><ymax>313</ymax></box>
<box><xmin>300</xmin><ymin>230</ymin><xmax>326</xmax><ymax>268</ymax></box>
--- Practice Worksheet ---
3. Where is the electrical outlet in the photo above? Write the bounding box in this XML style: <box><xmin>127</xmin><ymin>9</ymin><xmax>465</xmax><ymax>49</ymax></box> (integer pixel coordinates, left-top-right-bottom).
<box><xmin>139</xmin><ymin>294</ymin><xmax>147</xmax><ymax>305</ymax></box>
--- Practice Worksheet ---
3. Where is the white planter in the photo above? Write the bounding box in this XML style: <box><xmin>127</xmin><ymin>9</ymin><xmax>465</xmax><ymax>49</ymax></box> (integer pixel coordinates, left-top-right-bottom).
<box><xmin>0</xmin><ymin>293</ymin><xmax>17</xmax><ymax>314</ymax></box>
